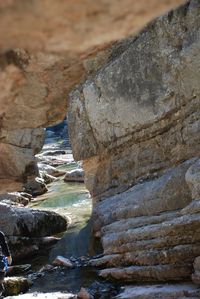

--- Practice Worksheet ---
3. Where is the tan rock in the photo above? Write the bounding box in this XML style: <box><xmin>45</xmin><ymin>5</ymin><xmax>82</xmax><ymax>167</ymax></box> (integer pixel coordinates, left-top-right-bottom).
<box><xmin>0</xmin><ymin>0</ymin><xmax>186</xmax><ymax>190</ymax></box>
<box><xmin>77</xmin><ymin>287</ymin><xmax>93</xmax><ymax>299</ymax></box>
<box><xmin>69</xmin><ymin>1</ymin><xmax>200</xmax><ymax>200</ymax></box>
<box><xmin>3</xmin><ymin>276</ymin><xmax>32</xmax><ymax>297</ymax></box>
<box><xmin>52</xmin><ymin>256</ymin><xmax>74</xmax><ymax>268</ymax></box>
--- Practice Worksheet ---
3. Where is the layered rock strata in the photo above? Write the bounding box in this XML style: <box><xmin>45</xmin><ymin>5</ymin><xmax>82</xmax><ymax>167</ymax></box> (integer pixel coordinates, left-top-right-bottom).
<box><xmin>69</xmin><ymin>0</ymin><xmax>200</xmax><ymax>200</ymax></box>
<box><xmin>68</xmin><ymin>0</ymin><xmax>200</xmax><ymax>283</ymax></box>
<box><xmin>0</xmin><ymin>0</ymin><xmax>185</xmax><ymax>190</ymax></box>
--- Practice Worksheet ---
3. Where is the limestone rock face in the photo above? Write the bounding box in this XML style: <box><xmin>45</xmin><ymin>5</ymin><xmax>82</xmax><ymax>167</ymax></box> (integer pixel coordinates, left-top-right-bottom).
<box><xmin>68</xmin><ymin>0</ymin><xmax>200</xmax><ymax>284</ymax></box>
<box><xmin>0</xmin><ymin>127</ymin><xmax>44</xmax><ymax>193</ymax></box>
<box><xmin>0</xmin><ymin>0</ymin><xmax>185</xmax><ymax>191</ymax></box>
<box><xmin>92</xmin><ymin>159</ymin><xmax>195</xmax><ymax>232</ymax></box>
<box><xmin>87</xmin><ymin>160</ymin><xmax>200</xmax><ymax>282</ymax></box>
<box><xmin>69</xmin><ymin>1</ymin><xmax>200</xmax><ymax>200</ymax></box>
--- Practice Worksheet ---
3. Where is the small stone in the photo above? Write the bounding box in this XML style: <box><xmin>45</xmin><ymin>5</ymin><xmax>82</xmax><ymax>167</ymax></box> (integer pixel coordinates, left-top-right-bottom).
<box><xmin>77</xmin><ymin>288</ymin><xmax>93</xmax><ymax>299</ymax></box>
<box><xmin>52</xmin><ymin>256</ymin><xmax>74</xmax><ymax>268</ymax></box>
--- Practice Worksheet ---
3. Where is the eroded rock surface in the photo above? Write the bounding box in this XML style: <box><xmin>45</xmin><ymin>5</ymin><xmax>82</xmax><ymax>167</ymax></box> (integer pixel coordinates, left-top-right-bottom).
<box><xmin>69</xmin><ymin>1</ymin><xmax>200</xmax><ymax>200</ymax></box>
<box><xmin>0</xmin><ymin>0</ymin><xmax>185</xmax><ymax>190</ymax></box>
<box><xmin>0</xmin><ymin>127</ymin><xmax>44</xmax><ymax>193</ymax></box>
<box><xmin>68</xmin><ymin>0</ymin><xmax>200</xmax><ymax>284</ymax></box>
<box><xmin>0</xmin><ymin>0</ymin><xmax>199</xmax><ymax>296</ymax></box>
<box><xmin>116</xmin><ymin>284</ymin><xmax>200</xmax><ymax>299</ymax></box>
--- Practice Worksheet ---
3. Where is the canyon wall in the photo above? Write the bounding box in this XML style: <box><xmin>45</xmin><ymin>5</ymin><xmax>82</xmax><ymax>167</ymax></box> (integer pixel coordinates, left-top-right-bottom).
<box><xmin>1</xmin><ymin>0</ymin><xmax>200</xmax><ymax>286</ymax></box>
<box><xmin>0</xmin><ymin>0</ymin><xmax>185</xmax><ymax>192</ymax></box>
<box><xmin>69</xmin><ymin>0</ymin><xmax>200</xmax><ymax>282</ymax></box>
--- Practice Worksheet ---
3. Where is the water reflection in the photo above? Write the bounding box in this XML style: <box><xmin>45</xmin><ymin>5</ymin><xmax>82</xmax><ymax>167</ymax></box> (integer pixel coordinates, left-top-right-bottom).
<box><xmin>27</xmin><ymin>162</ymin><xmax>98</xmax><ymax>293</ymax></box>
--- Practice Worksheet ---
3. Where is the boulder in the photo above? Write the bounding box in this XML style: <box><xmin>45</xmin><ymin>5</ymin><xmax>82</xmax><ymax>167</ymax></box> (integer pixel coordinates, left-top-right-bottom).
<box><xmin>0</xmin><ymin>203</ymin><xmax>67</xmax><ymax>237</ymax></box>
<box><xmin>52</xmin><ymin>256</ymin><xmax>74</xmax><ymax>268</ymax></box>
<box><xmin>38</xmin><ymin>163</ymin><xmax>65</xmax><ymax>177</ymax></box>
<box><xmin>0</xmin><ymin>192</ymin><xmax>30</xmax><ymax>206</ymax></box>
<box><xmin>3</xmin><ymin>277</ymin><xmax>32</xmax><ymax>297</ymax></box>
<box><xmin>64</xmin><ymin>169</ymin><xmax>84</xmax><ymax>183</ymax></box>
<box><xmin>0</xmin><ymin>203</ymin><xmax>67</xmax><ymax>260</ymax></box>
<box><xmin>93</xmin><ymin>159</ymin><xmax>194</xmax><ymax>232</ymax></box>
<box><xmin>77</xmin><ymin>288</ymin><xmax>93</xmax><ymax>299</ymax></box>
<box><xmin>8</xmin><ymin>236</ymin><xmax>60</xmax><ymax>262</ymax></box>
<box><xmin>23</xmin><ymin>177</ymin><xmax>48</xmax><ymax>196</ymax></box>
<box><xmin>40</xmin><ymin>171</ymin><xmax>57</xmax><ymax>185</ymax></box>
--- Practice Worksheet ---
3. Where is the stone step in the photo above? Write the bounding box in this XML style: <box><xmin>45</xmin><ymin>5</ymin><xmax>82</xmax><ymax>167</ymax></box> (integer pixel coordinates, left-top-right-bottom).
<box><xmin>115</xmin><ymin>283</ymin><xmax>200</xmax><ymax>299</ymax></box>
<box><xmin>99</xmin><ymin>263</ymin><xmax>192</xmax><ymax>282</ymax></box>
<box><xmin>102</xmin><ymin>213</ymin><xmax>200</xmax><ymax>254</ymax></box>
<box><xmin>89</xmin><ymin>244</ymin><xmax>200</xmax><ymax>268</ymax></box>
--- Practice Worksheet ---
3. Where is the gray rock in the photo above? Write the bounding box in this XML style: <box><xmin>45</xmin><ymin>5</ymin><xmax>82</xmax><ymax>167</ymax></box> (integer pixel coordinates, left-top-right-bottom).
<box><xmin>0</xmin><ymin>203</ymin><xmax>67</xmax><ymax>260</ymax></box>
<box><xmin>89</xmin><ymin>159</ymin><xmax>200</xmax><ymax>282</ymax></box>
<box><xmin>38</xmin><ymin>163</ymin><xmax>65</xmax><ymax>177</ymax></box>
<box><xmin>185</xmin><ymin>159</ymin><xmax>200</xmax><ymax>199</ymax></box>
<box><xmin>0</xmin><ymin>192</ymin><xmax>30</xmax><ymax>206</ymax></box>
<box><xmin>40</xmin><ymin>171</ymin><xmax>57</xmax><ymax>184</ymax></box>
<box><xmin>24</xmin><ymin>177</ymin><xmax>48</xmax><ymax>196</ymax></box>
<box><xmin>0</xmin><ymin>203</ymin><xmax>67</xmax><ymax>237</ymax></box>
<box><xmin>116</xmin><ymin>284</ymin><xmax>200</xmax><ymax>299</ymax></box>
<box><xmin>69</xmin><ymin>0</ymin><xmax>200</xmax><ymax>200</ymax></box>
<box><xmin>0</xmin><ymin>128</ymin><xmax>44</xmax><ymax>193</ymax></box>
<box><xmin>93</xmin><ymin>159</ymin><xmax>194</xmax><ymax>231</ymax></box>
<box><xmin>52</xmin><ymin>256</ymin><xmax>74</xmax><ymax>268</ymax></box>
<box><xmin>64</xmin><ymin>169</ymin><xmax>84</xmax><ymax>182</ymax></box>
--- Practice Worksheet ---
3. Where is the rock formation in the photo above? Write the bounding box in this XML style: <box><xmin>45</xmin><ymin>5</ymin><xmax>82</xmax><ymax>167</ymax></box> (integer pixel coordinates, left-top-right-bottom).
<box><xmin>69</xmin><ymin>0</ymin><xmax>200</xmax><ymax>284</ymax></box>
<box><xmin>1</xmin><ymin>0</ymin><xmax>200</xmax><ymax>296</ymax></box>
<box><xmin>0</xmin><ymin>0</ymin><xmax>185</xmax><ymax>191</ymax></box>
<box><xmin>0</xmin><ymin>202</ymin><xmax>68</xmax><ymax>261</ymax></box>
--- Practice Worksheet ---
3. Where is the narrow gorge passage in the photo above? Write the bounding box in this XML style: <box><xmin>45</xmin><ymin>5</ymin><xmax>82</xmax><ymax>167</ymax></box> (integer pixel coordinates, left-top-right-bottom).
<box><xmin>1</xmin><ymin>1</ymin><xmax>200</xmax><ymax>298</ymax></box>
<box><xmin>26</xmin><ymin>123</ymin><xmax>98</xmax><ymax>294</ymax></box>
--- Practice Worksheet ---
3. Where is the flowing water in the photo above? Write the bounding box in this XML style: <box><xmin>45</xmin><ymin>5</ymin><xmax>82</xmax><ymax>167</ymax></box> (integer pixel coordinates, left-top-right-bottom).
<box><xmin>27</xmin><ymin>161</ymin><xmax>99</xmax><ymax>294</ymax></box>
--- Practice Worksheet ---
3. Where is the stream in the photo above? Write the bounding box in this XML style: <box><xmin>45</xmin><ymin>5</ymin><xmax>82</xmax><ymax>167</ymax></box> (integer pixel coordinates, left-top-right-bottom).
<box><xmin>27</xmin><ymin>159</ymin><xmax>99</xmax><ymax>294</ymax></box>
